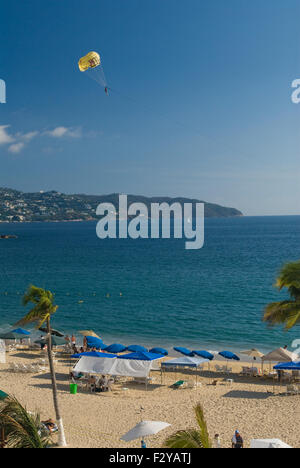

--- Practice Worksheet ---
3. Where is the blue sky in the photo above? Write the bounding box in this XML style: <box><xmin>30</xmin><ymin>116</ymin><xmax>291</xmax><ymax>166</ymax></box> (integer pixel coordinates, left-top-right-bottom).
<box><xmin>0</xmin><ymin>0</ymin><xmax>299</xmax><ymax>215</ymax></box>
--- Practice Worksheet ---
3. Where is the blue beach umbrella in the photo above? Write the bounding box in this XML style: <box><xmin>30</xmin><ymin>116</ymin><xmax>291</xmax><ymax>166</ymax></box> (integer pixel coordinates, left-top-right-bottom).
<box><xmin>219</xmin><ymin>351</ymin><xmax>240</xmax><ymax>361</ymax></box>
<box><xmin>11</xmin><ymin>328</ymin><xmax>31</xmax><ymax>336</ymax></box>
<box><xmin>149</xmin><ymin>347</ymin><xmax>169</xmax><ymax>356</ymax></box>
<box><xmin>35</xmin><ymin>336</ymin><xmax>66</xmax><ymax>347</ymax></box>
<box><xmin>105</xmin><ymin>343</ymin><xmax>127</xmax><ymax>354</ymax></box>
<box><xmin>0</xmin><ymin>331</ymin><xmax>30</xmax><ymax>340</ymax></box>
<box><xmin>274</xmin><ymin>361</ymin><xmax>300</xmax><ymax>371</ymax></box>
<box><xmin>71</xmin><ymin>351</ymin><xmax>116</xmax><ymax>359</ymax></box>
<box><xmin>126</xmin><ymin>345</ymin><xmax>148</xmax><ymax>353</ymax></box>
<box><xmin>193</xmin><ymin>350</ymin><xmax>214</xmax><ymax>361</ymax></box>
<box><xmin>86</xmin><ymin>336</ymin><xmax>104</xmax><ymax>350</ymax></box>
<box><xmin>117</xmin><ymin>351</ymin><xmax>162</xmax><ymax>361</ymax></box>
<box><xmin>173</xmin><ymin>347</ymin><xmax>194</xmax><ymax>357</ymax></box>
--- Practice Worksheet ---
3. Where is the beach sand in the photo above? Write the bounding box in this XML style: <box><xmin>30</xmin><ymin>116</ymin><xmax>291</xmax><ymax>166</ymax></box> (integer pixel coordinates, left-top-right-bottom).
<box><xmin>1</xmin><ymin>349</ymin><xmax>299</xmax><ymax>448</ymax></box>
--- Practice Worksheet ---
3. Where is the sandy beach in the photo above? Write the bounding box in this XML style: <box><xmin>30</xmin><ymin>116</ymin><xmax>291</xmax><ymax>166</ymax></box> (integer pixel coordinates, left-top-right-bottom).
<box><xmin>1</xmin><ymin>349</ymin><xmax>299</xmax><ymax>448</ymax></box>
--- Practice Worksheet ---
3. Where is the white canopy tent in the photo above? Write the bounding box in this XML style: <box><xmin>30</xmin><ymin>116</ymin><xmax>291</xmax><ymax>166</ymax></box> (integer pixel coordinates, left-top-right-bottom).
<box><xmin>74</xmin><ymin>355</ymin><xmax>158</xmax><ymax>379</ymax></box>
<box><xmin>161</xmin><ymin>357</ymin><xmax>209</xmax><ymax>368</ymax></box>
<box><xmin>250</xmin><ymin>439</ymin><xmax>292</xmax><ymax>449</ymax></box>
<box><xmin>161</xmin><ymin>357</ymin><xmax>209</xmax><ymax>385</ymax></box>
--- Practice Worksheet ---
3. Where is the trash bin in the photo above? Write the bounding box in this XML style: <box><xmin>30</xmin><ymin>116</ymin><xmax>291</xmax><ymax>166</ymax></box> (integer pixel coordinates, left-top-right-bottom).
<box><xmin>70</xmin><ymin>383</ymin><xmax>77</xmax><ymax>395</ymax></box>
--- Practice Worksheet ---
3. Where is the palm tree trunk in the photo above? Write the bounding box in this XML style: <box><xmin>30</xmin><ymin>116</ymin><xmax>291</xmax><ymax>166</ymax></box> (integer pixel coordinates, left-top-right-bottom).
<box><xmin>46</xmin><ymin>317</ymin><xmax>67</xmax><ymax>447</ymax></box>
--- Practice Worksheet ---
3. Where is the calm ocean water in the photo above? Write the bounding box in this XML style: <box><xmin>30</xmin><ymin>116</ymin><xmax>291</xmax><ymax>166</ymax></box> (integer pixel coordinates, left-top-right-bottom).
<box><xmin>0</xmin><ymin>216</ymin><xmax>299</xmax><ymax>353</ymax></box>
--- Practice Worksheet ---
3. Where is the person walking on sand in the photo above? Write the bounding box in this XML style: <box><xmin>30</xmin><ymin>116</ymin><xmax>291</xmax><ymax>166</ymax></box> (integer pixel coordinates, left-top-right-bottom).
<box><xmin>214</xmin><ymin>434</ymin><xmax>221</xmax><ymax>448</ymax></box>
<box><xmin>232</xmin><ymin>430</ymin><xmax>244</xmax><ymax>449</ymax></box>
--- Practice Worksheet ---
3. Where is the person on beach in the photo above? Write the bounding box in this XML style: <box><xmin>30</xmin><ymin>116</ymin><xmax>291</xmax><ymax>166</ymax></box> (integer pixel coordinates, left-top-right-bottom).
<box><xmin>232</xmin><ymin>430</ymin><xmax>244</xmax><ymax>449</ymax></box>
<box><xmin>141</xmin><ymin>439</ymin><xmax>147</xmax><ymax>448</ymax></box>
<box><xmin>71</xmin><ymin>334</ymin><xmax>76</xmax><ymax>347</ymax></box>
<box><xmin>214</xmin><ymin>434</ymin><xmax>221</xmax><ymax>448</ymax></box>
<box><xmin>42</xmin><ymin>419</ymin><xmax>58</xmax><ymax>434</ymax></box>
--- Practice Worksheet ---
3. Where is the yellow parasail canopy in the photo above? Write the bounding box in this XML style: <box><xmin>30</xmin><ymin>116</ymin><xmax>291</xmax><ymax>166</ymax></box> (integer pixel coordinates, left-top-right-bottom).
<box><xmin>78</xmin><ymin>52</ymin><xmax>101</xmax><ymax>72</ymax></box>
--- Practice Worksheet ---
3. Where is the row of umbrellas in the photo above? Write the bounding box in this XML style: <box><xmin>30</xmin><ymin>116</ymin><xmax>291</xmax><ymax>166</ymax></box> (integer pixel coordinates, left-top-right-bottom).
<box><xmin>1</xmin><ymin>326</ymin><xmax>298</xmax><ymax>364</ymax></box>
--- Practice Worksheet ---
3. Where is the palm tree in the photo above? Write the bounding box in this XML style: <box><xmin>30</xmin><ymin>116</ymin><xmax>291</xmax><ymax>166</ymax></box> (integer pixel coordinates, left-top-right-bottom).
<box><xmin>163</xmin><ymin>403</ymin><xmax>212</xmax><ymax>448</ymax></box>
<box><xmin>0</xmin><ymin>395</ymin><xmax>49</xmax><ymax>448</ymax></box>
<box><xmin>263</xmin><ymin>260</ymin><xmax>300</xmax><ymax>330</ymax></box>
<box><xmin>15</xmin><ymin>285</ymin><xmax>67</xmax><ymax>447</ymax></box>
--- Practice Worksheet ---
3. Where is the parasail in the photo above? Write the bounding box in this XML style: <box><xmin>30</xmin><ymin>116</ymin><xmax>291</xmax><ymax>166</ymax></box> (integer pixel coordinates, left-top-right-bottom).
<box><xmin>78</xmin><ymin>51</ymin><xmax>108</xmax><ymax>94</ymax></box>
<box><xmin>78</xmin><ymin>51</ymin><xmax>101</xmax><ymax>72</ymax></box>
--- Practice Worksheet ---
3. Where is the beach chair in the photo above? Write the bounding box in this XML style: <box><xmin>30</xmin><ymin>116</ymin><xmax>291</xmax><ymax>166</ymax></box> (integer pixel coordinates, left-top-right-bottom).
<box><xmin>186</xmin><ymin>380</ymin><xmax>196</xmax><ymax>389</ymax></box>
<box><xmin>286</xmin><ymin>385</ymin><xmax>300</xmax><ymax>396</ymax></box>
<box><xmin>171</xmin><ymin>380</ymin><xmax>186</xmax><ymax>389</ymax></box>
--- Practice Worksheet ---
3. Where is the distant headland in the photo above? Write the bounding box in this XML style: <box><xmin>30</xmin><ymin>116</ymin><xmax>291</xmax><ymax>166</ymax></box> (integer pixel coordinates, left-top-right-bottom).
<box><xmin>0</xmin><ymin>187</ymin><xmax>243</xmax><ymax>223</ymax></box>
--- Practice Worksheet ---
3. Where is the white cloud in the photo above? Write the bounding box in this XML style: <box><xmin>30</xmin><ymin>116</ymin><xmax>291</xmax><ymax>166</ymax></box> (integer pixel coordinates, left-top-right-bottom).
<box><xmin>0</xmin><ymin>125</ymin><xmax>14</xmax><ymax>145</ymax></box>
<box><xmin>1</xmin><ymin>124</ymin><xmax>86</xmax><ymax>154</ymax></box>
<box><xmin>21</xmin><ymin>131</ymin><xmax>39</xmax><ymax>141</ymax></box>
<box><xmin>8</xmin><ymin>142</ymin><xmax>25</xmax><ymax>153</ymax></box>
<box><xmin>45</xmin><ymin>126</ymin><xmax>82</xmax><ymax>138</ymax></box>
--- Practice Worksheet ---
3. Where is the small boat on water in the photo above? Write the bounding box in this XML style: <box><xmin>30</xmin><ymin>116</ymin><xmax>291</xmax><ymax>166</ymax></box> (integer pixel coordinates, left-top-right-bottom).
<box><xmin>0</xmin><ymin>235</ymin><xmax>18</xmax><ymax>239</ymax></box>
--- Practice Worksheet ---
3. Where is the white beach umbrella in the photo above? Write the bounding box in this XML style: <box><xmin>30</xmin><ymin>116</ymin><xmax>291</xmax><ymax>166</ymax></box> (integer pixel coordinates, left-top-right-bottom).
<box><xmin>241</xmin><ymin>349</ymin><xmax>264</xmax><ymax>359</ymax></box>
<box><xmin>121</xmin><ymin>421</ymin><xmax>171</xmax><ymax>442</ymax></box>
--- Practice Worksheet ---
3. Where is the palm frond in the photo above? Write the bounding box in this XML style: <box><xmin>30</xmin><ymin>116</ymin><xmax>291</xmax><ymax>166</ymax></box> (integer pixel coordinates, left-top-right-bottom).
<box><xmin>0</xmin><ymin>396</ymin><xmax>49</xmax><ymax>448</ymax></box>
<box><xmin>163</xmin><ymin>402</ymin><xmax>211</xmax><ymax>449</ymax></box>
<box><xmin>275</xmin><ymin>261</ymin><xmax>300</xmax><ymax>291</ymax></box>
<box><xmin>264</xmin><ymin>260</ymin><xmax>300</xmax><ymax>330</ymax></box>
<box><xmin>165</xmin><ymin>429</ymin><xmax>205</xmax><ymax>448</ymax></box>
<box><xmin>263</xmin><ymin>300</ymin><xmax>300</xmax><ymax>329</ymax></box>
<box><xmin>16</xmin><ymin>285</ymin><xmax>58</xmax><ymax>329</ymax></box>
<box><xmin>194</xmin><ymin>403</ymin><xmax>212</xmax><ymax>448</ymax></box>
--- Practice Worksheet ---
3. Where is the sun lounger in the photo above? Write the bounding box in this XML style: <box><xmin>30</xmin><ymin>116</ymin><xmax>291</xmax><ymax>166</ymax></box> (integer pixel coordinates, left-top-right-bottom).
<box><xmin>171</xmin><ymin>380</ymin><xmax>186</xmax><ymax>389</ymax></box>
<box><xmin>286</xmin><ymin>385</ymin><xmax>300</xmax><ymax>396</ymax></box>
<box><xmin>186</xmin><ymin>380</ymin><xmax>196</xmax><ymax>389</ymax></box>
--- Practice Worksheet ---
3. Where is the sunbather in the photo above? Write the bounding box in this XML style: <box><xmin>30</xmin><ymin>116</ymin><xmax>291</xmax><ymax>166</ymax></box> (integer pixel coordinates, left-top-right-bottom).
<box><xmin>41</xmin><ymin>419</ymin><xmax>58</xmax><ymax>434</ymax></box>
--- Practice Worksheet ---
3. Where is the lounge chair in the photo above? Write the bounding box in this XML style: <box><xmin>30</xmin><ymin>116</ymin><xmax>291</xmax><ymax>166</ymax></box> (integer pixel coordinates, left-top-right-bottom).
<box><xmin>186</xmin><ymin>380</ymin><xmax>196</xmax><ymax>389</ymax></box>
<box><xmin>171</xmin><ymin>380</ymin><xmax>186</xmax><ymax>389</ymax></box>
<box><xmin>286</xmin><ymin>385</ymin><xmax>300</xmax><ymax>396</ymax></box>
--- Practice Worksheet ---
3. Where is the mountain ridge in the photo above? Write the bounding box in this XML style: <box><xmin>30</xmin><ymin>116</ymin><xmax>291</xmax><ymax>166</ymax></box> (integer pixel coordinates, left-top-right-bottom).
<box><xmin>0</xmin><ymin>187</ymin><xmax>243</xmax><ymax>222</ymax></box>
